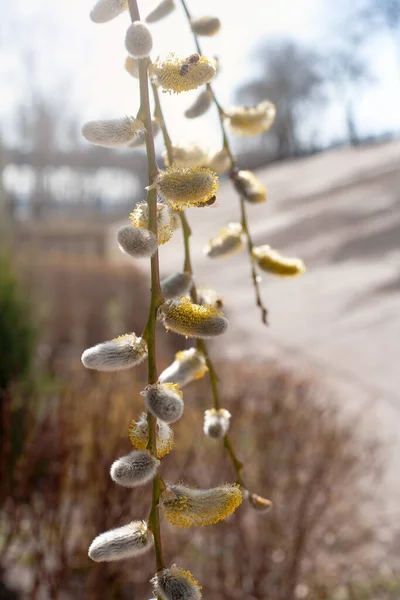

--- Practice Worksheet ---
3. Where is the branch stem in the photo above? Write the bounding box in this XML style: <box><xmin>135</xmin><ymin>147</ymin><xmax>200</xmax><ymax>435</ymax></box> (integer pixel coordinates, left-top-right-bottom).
<box><xmin>128</xmin><ymin>0</ymin><xmax>164</xmax><ymax>572</ymax></box>
<box><xmin>179</xmin><ymin>0</ymin><xmax>268</xmax><ymax>325</ymax></box>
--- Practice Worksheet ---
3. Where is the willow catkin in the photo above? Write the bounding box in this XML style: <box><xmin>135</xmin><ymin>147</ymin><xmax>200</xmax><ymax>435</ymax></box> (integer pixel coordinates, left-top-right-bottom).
<box><xmin>130</xmin><ymin>201</ymin><xmax>173</xmax><ymax>245</ymax></box>
<box><xmin>231</xmin><ymin>169</ymin><xmax>267</xmax><ymax>204</ymax></box>
<box><xmin>88</xmin><ymin>521</ymin><xmax>153</xmax><ymax>562</ymax></box>
<box><xmin>208</xmin><ymin>148</ymin><xmax>232</xmax><ymax>174</ymax></box>
<box><xmin>81</xmin><ymin>333</ymin><xmax>147</xmax><ymax>371</ymax></box>
<box><xmin>129</xmin><ymin>413</ymin><xmax>174</xmax><ymax>458</ymax></box>
<box><xmin>204</xmin><ymin>223</ymin><xmax>244</xmax><ymax>258</ymax></box>
<box><xmin>252</xmin><ymin>245</ymin><xmax>306</xmax><ymax>277</ymax></box>
<box><xmin>150</xmin><ymin>54</ymin><xmax>216</xmax><ymax>94</ymax></box>
<box><xmin>82</xmin><ymin>117</ymin><xmax>144</xmax><ymax>147</ymax></box>
<box><xmin>247</xmin><ymin>491</ymin><xmax>273</xmax><ymax>513</ymax></box>
<box><xmin>163</xmin><ymin>144</ymin><xmax>208</xmax><ymax>169</ymax></box>
<box><xmin>154</xmin><ymin>166</ymin><xmax>219</xmax><ymax>209</ymax></box>
<box><xmin>203</xmin><ymin>408</ymin><xmax>231</xmax><ymax>439</ymax></box>
<box><xmin>90</xmin><ymin>0</ymin><xmax>127</xmax><ymax>23</ymax></box>
<box><xmin>158</xmin><ymin>297</ymin><xmax>228</xmax><ymax>339</ymax></box>
<box><xmin>125</xmin><ymin>21</ymin><xmax>153</xmax><ymax>58</ymax></box>
<box><xmin>141</xmin><ymin>383</ymin><xmax>184</xmax><ymax>424</ymax></box>
<box><xmin>145</xmin><ymin>0</ymin><xmax>176</xmax><ymax>23</ymax></box>
<box><xmin>184</xmin><ymin>88</ymin><xmax>213</xmax><ymax>119</ymax></box>
<box><xmin>129</xmin><ymin>119</ymin><xmax>161</xmax><ymax>147</ymax></box>
<box><xmin>190</xmin><ymin>16</ymin><xmax>221</xmax><ymax>37</ymax></box>
<box><xmin>161</xmin><ymin>483</ymin><xmax>242</xmax><ymax>527</ymax></box>
<box><xmin>161</xmin><ymin>272</ymin><xmax>193</xmax><ymax>300</ymax></box>
<box><xmin>158</xmin><ymin>348</ymin><xmax>208</xmax><ymax>388</ymax></box>
<box><xmin>152</xmin><ymin>566</ymin><xmax>202</xmax><ymax>600</ymax></box>
<box><xmin>224</xmin><ymin>100</ymin><xmax>276</xmax><ymax>137</ymax></box>
<box><xmin>197</xmin><ymin>287</ymin><xmax>224</xmax><ymax>309</ymax></box>
<box><xmin>117</xmin><ymin>225</ymin><xmax>158</xmax><ymax>258</ymax></box>
<box><xmin>110</xmin><ymin>450</ymin><xmax>159</xmax><ymax>487</ymax></box>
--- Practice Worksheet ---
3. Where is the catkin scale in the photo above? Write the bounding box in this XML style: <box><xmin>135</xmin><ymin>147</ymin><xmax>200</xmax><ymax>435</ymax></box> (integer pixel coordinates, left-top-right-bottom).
<box><xmin>81</xmin><ymin>333</ymin><xmax>147</xmax><ymax>371</ymax></box>
<box><xmin>141</xmin><ymin>383</ymin><xmax>184</xmax><ymax>424</ymax></box>
<box><xmin>161</xmin><ymin>483</ymin><xmax>242</xmax><ymax>527</ymax></box>
<box><xmin>152</xmin><ymin>566</ymin><xmax>202</xmax><ymax>600</ymax></box>
<box><xmin>190</xmin><ymin>16</ymin><xmax>221</xmax><ymax>36</ymax></box>
<box><xmin>159</xmin><ymin>348</ymin><xmax>208</xmax><ymax>388</ymax></box>
<box><xmin>204</xmin><ymin>223</ymin><xmax>244</xmax><ymax>258</ymax></box>
<box><xmin>184</xmin><ymin>88</ymin><xmax>213</xmax><ymax>119</ymax></box>
<box><xmin>88</xmin><ymin>520</ymin><xmax>153</xmax><ymax>562</ymax></box>
<box><xmin>150</xmin><ymin>54</ymin><xmax>216</xmax><ymax>94</ymax></box>
<box><xmin>145</xmin><ymin>0</ymin><xmax>176</xmax><ymax>23</ymax></box>
<box><xmin>252</xmin><ymin>245</ymin><xmax>306</xmax><ymax>277</ymax></box>
<box><xmin>161</xmin><ymin>272</ymin><xmax>193</xmax><ymax>300</ymax></box>
<box><xmin>117</xmin><ymin>225</ymin><xmax>158</xmax><ymax>258</ymax></box>
<box><xmin>110</xmin><ymin>450</ymin><xmax>159</xmax><ymax>487</ymax></box>
<box><xmin>90</xmin><ymin>0</ymin><xmax>128</xmax><ymax>23</ymax></box>
<box><xmin>125</xmin><ymin>21</ymin><xmax>153</xmax><ymax>58</ymax></box>
<box><xmin>154</xmin><ymin>166</ymin><xmax>219</xmax><ymax>210</ymax></box>
<box><xmin>158</xmin><ymin>298</ymin><xmax>228</xmax><ymax>339</ymax></box>
<box><xmin>82</xmin><ymin>117</ymin><xmax>144</xmax><ymax>147</ymax></box>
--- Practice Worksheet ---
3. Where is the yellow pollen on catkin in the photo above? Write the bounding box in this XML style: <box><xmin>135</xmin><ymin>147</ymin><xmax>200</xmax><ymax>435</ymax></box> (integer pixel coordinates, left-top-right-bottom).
<box><xmin>174</xmin><ymin>349</ymin><xmax>208</xmax><ymax>382</ymax></box>
<box><xmin>252</xmin><ymin>245</ymin><xmax>306</xmax><ymax>277</ymax></box>
<box><xmin>155</xmin><ymin>166</ymin><xmax>219</xmax><ymax>210</ymax></box>
<box><xmin>162</xmin><ymin>382</ymin><xmax>183</xmax><ymax>398</ymax></box>
<box><xmin>128</xmin><ymin>413</ymin><xmax>174</xmax><ymax>458</ymax></box>
<box><xmin>150</xmin><ymin>54</ymin><xmax>216</xmax><ymax>94</ymax></box>
<box><xmin>161</xmin><ymin>483</ymin><xmax>242</xmax><ymax>527</ymax></box>
<box><xmin>130</xmin><ymin>201</ymin><xmax>173</xmax><ymax>245</ymax></box>
<box><xmin>224</xmin><ymin>101</ymin><xmax>276</xmax><ymax>137</ymax></box>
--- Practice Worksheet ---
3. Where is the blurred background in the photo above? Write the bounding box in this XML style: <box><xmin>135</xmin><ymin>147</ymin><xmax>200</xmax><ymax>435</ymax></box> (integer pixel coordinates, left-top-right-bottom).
<box><xmin>1</xmin><ymin>0</ymin><xmax>400</xmax><ymax>598</ymax></box>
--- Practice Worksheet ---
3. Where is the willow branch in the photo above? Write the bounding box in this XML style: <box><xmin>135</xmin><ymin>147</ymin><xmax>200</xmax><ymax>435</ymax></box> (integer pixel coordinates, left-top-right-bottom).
<box><xmin>179</xmin><ymin>0</ymin><xmax>268</xmax><ymax>325</ymax></box>
<box><xmin>127</xmin><ymin>0</ymin><xmax>164</xmax><ymax>572</ymax></box>
<box><xmin>151</xmin><ymin>81</ymin><xmax>245</xmax><ymax>488</ymax></box>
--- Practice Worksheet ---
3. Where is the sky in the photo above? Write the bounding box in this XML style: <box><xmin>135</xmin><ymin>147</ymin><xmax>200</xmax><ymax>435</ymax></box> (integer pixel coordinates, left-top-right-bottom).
<box><xmin>1</xmin><ymin>0</ymin><xmax>400</xmax><ymax>152</ymax></box>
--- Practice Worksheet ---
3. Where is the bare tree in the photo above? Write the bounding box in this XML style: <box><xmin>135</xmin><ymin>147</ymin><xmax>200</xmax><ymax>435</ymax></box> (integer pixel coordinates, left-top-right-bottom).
<box><xmin>236</xmin><ymin>39</ymin><xmax>326</xmax><ymax>162</ymax></box>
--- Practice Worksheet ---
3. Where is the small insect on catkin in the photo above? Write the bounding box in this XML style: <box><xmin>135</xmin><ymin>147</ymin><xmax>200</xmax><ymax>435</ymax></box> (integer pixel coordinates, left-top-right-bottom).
<box><xmin>110</xmin><ymin>450</ymin><xmax>159</xmax><ymax>487</ymax></box>
<box><xmin>152</xmin><ymin>565</ymin><xmax>202</xmax><ymax>600</ymax></box>
<box><xmin>161</xmin><ymin>272</ymin><xmax>193</xmax><ymax>300</ymax></box>
<box><xmin>130</xmin><ymin>201</ymin><xmax>173</xmax><ymax>245</ymax></box>
<box><xmin>190</xmin><ymin>16</ymin><xmax>221</xmax><ymax>36</ymax></box>
<box><xmin>81</xmin><ymin>333</ymin><xmax>147</xmax><ymax>371</ymax></box>
<box><xmin>184</xmin><ymin>88</ymin><xmax>213</xmax><ymax>119</ymax></box>
<box><xmin>125</xmin><ymin>21</ymin><xmax>153</xmax><ymax>59</ymax></box>
<box><xmin>129</xmin><ymin>413</ymin><xmax>174</xmax><ymax>458</ymax></box>
<box><xmin>158</xmin><ymin>297</ymin><xmax>228</xmax><ymax>339</ymax></box>
<box><xmin>161</xmin><ymin>483</ymin><xmax>242</xmax><ymax>527</ymax></box>
<box><xmin>154</xmin><ymin>166</ymin><xmax>219</xmax><ymax>210</ymax></box>
<box><xmin>117</xmin><ymin>225</ymin><xmax>158</xmax><ymax>258</ymax></box>
<box><xmin>224</xmin><ymin>100</ymin><xmax>276</xmax><ymax>137</ymax></box>
<box><xmin>252</xmin><ymin>245</ymin><xmax>306</xmax><ymax>277</ymax></box>
<box><xmin>90</xmin><ymin>0</ymin><xmax>128</xmax><ymax>23</ymax></box>
<box><xmin>82</xmin><ymin>117</ymin><xmax>144</xmax><ymax>147</ymax></box>
<box><xmin>231</xmin><ymin>169</ymin><xmax>267</xmax><ymax>204</ymax></box>
<box><xmin>145</xmin><ymin>0</ymin><xmax>176</xmax><ymax>23</ymax></box>
<box><xmin>203</xmin><ymin>408</ymin><xmax>231</xmax><ymax>439</ymax></box>
<box><xmin>150</xmin><ymin>54</ymin><xmax>216</xmax><ymax>94</ymax></box>
<box><xmin>159</xmin><ymin>348</ymin><xmax>208</xmax><ymax>388</ymax></box>
<box><xmin>204</xmin><ymin>222</ymin><xmax>245</xmax><ymax>258</ymax></box>
<box><xmin>88</xmin><ymin>520</ymin><xmax>153</xmax><ymax>562</ymax></box>
<box><xmin>141</xmin><ymin>383</ymin><xmax>184</xmax><ymax>424</ymax></box>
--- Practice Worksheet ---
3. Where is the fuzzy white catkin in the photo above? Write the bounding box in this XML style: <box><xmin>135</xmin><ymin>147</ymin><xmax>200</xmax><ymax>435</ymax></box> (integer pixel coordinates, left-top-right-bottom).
<box><xmin>190</xmin><ymin>16</ymin><xmax>221</xmax><ymax>36</ymax></box>
<box><xmin>129</xmin><ymin>119</ymin><xmax>160</xmax><ymax>147</ymax></box>
<box><xmin>81</xmin><ymin>333</ymin><xmax>147</xmax><ymax>371</ymax></box>
<box><xmin>125</xmin><ymin>21</ymin><xmax>153</xmax><ymax>58</ymax></box>
<box><xmin>82</xmin><ymin>117</ymin><xmax>144</xmax><ymax>147</ymax></box>
<box><xmin>90</xmin><ymin>0</ymin><xmax>128</xmax><ymax>23</ymax></box>
<box><xmin>141</xmin><ymin>383</ymin><xmax>184</xmax><ymax>424</ymax></box>
<box><xmin>117</xmin><ymin>225</ymin><xmax>158</xmax><ymax>259</ymax></box>
<box><xmin>159</xmin><ymin>348</ymin><xmax>207</xmax><ymax>388</ymax></box>
<box><xmin>88</xmin><ymin>521</ymin><xmax>153</xmax><ymax>562</ymax></box>
<box><xmin>184</xmin><ymin>88</ymin><xmax>213</xmax><ymax>119</ymax></box>
<box><xmin>203</xmin><ymin>408</ymin><xmax>231</xmax><ymax>439</ymax></box>
<box><xmin>145</xmin><ymin>0</ymin><xmax>175</xmax><ymax>23</ymax></box>
<box><xmin>152</xmin><ymin>566</ymin><xmax>202</xmax><ymax>600</ymax></box>
<box><xmin>161</xmin><ymin>272</ymin><xmax>193</xmax><ymax>300</ymax></box>
<box><xmin>110</xmin><ymin>450</ymin><xmax>159</xmax><ymax>487</ymax></box>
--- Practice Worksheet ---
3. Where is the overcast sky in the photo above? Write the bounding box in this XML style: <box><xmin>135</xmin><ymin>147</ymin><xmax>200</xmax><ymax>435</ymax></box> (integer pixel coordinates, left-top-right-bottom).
<box><xmin>1</xmin><ymin>0</ymin><xmax>400</xmax><ymax>150</ymax></box>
